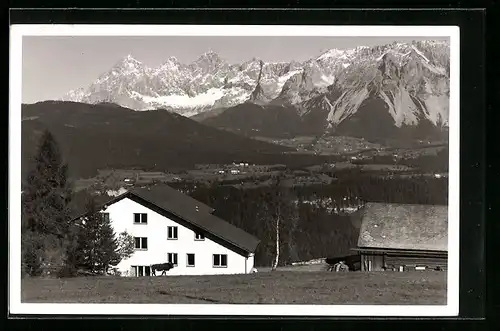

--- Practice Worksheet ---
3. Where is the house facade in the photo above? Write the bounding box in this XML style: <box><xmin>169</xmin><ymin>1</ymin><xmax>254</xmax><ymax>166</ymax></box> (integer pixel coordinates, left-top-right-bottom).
<box><xmin>74</xmin><ymin>185</ymin><xmax>260</xmax><ymax>277</ymax></box>
<box><xmin>352</xmin><ymin>203</ymin><xmax>448</xmax><ymax>272</ymax></box>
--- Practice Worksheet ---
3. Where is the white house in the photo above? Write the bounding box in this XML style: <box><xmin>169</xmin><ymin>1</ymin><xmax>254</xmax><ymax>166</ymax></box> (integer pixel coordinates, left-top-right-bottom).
<box><xmin>72</xmin><ymin>185</ymin><xmax>260</xmax><ymax>277</ymax></box>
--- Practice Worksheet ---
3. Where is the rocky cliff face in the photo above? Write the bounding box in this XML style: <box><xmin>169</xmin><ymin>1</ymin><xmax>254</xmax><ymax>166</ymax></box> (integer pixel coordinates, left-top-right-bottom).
<box><xmin>247</xmin><ymin>60</ymin><xmax>270</xmax><ymax>105</ymax></box>
<box><xmin>61</xmin><ymin>40</ymin><xmax>450</xmax><ymax>138</ymax></box>
<box><xmin>323</xmin><ymin>41</ymin><xmax>450</xmax><ymax>129</ymax></box>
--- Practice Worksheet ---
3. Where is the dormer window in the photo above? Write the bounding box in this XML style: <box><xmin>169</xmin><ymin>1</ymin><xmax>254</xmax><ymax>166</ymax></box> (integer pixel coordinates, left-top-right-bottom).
<box><xmin>195</xmin><ymin>231</ymin><xmax>205</xmax><ymax>241</ymax></box>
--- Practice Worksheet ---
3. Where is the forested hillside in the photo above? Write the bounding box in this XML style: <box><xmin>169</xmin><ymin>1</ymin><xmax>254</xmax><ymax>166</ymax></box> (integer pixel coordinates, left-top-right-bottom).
<box><xmin>177</xmin><ymin>172</ymin><xmax>448</xmax><ymax>267</ymax></box>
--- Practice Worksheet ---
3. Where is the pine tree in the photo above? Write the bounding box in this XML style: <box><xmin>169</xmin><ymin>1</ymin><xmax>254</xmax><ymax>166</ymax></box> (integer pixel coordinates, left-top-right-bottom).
<box><xmin>74</xmin><ymin>197</ymin><xmax>121</xmax><ymax>275</ymax></box>
<box><xmin>21</xmin><ymin>130</ymin><xmax>73</xmax><ymax>276</ymax></box>
<box><xmin>97</xmin><ymin>216</ymin><xmax>121</xmax><ymax>275</ymax></box>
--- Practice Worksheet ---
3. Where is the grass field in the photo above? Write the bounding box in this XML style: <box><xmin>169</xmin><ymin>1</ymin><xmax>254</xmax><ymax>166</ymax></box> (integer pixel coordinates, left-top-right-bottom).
<box><xmin>22</xmin><ymin>271</ymin><xmax>447</xmax><ymax>305</ymax></box>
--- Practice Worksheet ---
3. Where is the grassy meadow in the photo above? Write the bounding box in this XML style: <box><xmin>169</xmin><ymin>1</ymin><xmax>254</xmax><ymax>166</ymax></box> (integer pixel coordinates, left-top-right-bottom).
<box><xmin>22</xmin><ymin>270</ymin><xmax>447</xmax><ymax>305</ymax></box>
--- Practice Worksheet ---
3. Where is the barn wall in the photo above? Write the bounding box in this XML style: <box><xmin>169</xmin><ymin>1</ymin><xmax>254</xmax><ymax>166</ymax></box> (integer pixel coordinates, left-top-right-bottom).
<box><xmin>361</xmin><ymin>254</ymin><xmax>385</xmax><ymax>271</ymax></box>
<box><xmin>385</xmin><ymin>255</ymin><xmax>447</xmax><ymax>271</ymax></box>
<box><xmin>361</xmin><ymin>252</ymin><xmax>447</xmax><ymax>271</ymax></box>
<box><xmin>102</xmin><ymin>197</ymin><xmax>253</xmax><ymax>276</ymax></box>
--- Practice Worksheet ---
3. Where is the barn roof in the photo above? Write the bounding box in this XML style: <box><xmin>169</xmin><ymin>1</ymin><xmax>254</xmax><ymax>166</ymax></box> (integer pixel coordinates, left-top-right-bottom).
<box><xmin>71</xmin><ymin>184</ymin><xmax>260</xmax><ymax>254</ymax></box>
<box><xmin>357</xmin><ymin>203</ymin><xmax>448</xmax><ymax>252</ymax></box>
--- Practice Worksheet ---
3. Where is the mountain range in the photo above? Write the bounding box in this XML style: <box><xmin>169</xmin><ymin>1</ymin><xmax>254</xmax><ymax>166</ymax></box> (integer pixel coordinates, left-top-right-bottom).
<box><xmin>61</xmin><ymin>40</ymin><xmax>450</xmax><ymax>140</ymax></box>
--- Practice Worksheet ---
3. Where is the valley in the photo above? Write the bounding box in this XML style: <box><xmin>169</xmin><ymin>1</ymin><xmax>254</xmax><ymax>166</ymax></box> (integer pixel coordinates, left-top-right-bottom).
<box><xmin>22</xmin><ymin>101</ymin><xmax>448</xmax><ymax>201</ymax></box>
<box><xmin>21</xmin><ymin>100</ymin><xmax>449</xmax><ymax>268</ymax></box>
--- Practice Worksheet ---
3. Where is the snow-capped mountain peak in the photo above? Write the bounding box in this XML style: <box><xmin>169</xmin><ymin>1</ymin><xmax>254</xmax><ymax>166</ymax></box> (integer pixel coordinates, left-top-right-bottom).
<box><xmin>193</xmin><ymin>50</ymin><xmax>224</xmax><ymax>66</ymax></box>
<box><xmin>117</xmin><ymin>54</ymin><xmax>143</xmax><ymax>67</ymax></box>
<box><xmin>157</xmin><ymin>56</ymin><xmax>182</xmax><ymax>71</ymax></box>
<box><xmin>163</xmin><ymin>56</ymin><xmax>180</xmax><ymax>65</ymax></box>
<box><xmin>317</xmin><ymin>48</ymin><xmax>345</xmax><ymax>60</ymax></box>
<box><xmin>109</xmin><ymin>54</ymin><xmax>148</xmax><ymax>77</ymax></box>
<box><xmin>60</xmin><ymin>40</ymin><xmax>450</xmax><ymax>133</ymax></box>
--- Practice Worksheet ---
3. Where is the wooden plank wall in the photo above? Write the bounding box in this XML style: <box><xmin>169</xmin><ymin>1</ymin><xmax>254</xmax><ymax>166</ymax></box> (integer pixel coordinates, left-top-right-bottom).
<box><xmin>361</xmin><ymin>253</ymin><xmax>447</xmax><ymax>271</ymax></box>
<box><xmin>385</xmin><ymin>255</ymin><xmax>447</xmax><ymax>271</ymax></box>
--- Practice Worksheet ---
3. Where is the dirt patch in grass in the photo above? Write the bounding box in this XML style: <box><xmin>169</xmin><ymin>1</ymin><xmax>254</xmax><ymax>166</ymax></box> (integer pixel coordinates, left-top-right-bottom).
<box><xmin>21</xmin><ymin>271</ymin><xmax>446</xmax><ymax>305</ymax></box>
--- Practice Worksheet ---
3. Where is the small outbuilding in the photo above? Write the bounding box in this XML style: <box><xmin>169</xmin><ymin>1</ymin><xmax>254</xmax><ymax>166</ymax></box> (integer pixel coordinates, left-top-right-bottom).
<box><xmin>351</xmin><ymin>203</ymin><xmax>448</xmax><ymax>272</ymax></box>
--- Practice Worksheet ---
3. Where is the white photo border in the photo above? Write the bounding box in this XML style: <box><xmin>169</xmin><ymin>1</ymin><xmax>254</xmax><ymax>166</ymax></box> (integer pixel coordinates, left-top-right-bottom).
<box><xmin>9</xmin><ymin>24</ymin><xmax>460</xmax><ymax>317</ymax></box>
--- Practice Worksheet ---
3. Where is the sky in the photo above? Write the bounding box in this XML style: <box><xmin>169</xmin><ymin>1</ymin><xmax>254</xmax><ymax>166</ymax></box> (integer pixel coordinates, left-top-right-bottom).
<box><xmin>22</xmin><ymin>36</ymin><xmax>449</xmax><ymax>104</ymax></box>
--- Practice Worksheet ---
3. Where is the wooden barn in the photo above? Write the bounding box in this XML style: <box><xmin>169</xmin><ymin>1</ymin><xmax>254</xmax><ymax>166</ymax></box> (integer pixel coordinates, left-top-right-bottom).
<box><xmin>351</xmin><ymin>203</ymin><xmax>448</xmax><ymax>272</ymax></box>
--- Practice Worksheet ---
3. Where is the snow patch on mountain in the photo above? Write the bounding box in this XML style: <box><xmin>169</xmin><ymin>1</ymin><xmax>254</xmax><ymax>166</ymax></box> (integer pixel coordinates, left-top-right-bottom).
<box><xmin>320</xmin><ymin>74</ymin><xmax>335</xmax><ymax>86</ymax></box>
<box><xmin>375</xmin><ymin>52</ymin><xmax>388</xmax><ymax>62</ymax></box>
<box><xmin>278</xmin><ymin>69</ymin><xmax>303</xmax><ymax>86</ymax></box>
<box><xmin>317</xmin><ymin>48</ymin><xmax>345</xmax><ymax>61</ymax></box>
<box><xmin>411</xmin><ymin>45</ymin><xmax>430</xmax><ymax>63</ymax></box>
<box><xmin>420</xmin><ymin>60</ymin><xmax>447</xmax><ymax>76</ymax></box>
<box><xmin>141</xmin><ymin>88</ymin><xmax>224</xmax><ymax>109</ymax></box>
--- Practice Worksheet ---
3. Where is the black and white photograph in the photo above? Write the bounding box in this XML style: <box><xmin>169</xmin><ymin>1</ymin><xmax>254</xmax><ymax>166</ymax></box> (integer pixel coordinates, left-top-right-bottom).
<box><xmin>9</xmin><ymin>25</ymin><xmax>460</xmax><ymax>316</ymax></box>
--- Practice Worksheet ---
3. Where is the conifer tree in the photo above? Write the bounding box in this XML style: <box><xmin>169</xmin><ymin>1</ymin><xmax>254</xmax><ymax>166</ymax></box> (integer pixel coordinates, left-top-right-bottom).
<box><xmin>74</xmin><ymin>198</ymin><xmax>121</xmax><ymax>274</ymax></box>
<box><xmin>21</xmin><ymin>130</ymin><xmax>73</xmax><ymax>276</ymax></box>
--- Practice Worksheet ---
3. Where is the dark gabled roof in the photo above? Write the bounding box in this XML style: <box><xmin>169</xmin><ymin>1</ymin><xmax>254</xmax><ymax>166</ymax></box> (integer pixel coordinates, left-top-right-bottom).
<box><xmin>357</xmin><ymin>203</ymin><xmax>448</xmax><ymax>252</ymax></box>
<box><xmin>71</xmin><ymin>184</ymin><xmax>260</xmax><ymax>254</ymax></box>
<box><xmin>70</xmin><ymin>185</ymin><xmax>214</xmax><ymax>220</ymax></box>
<box><xmin>129</xmin><ymin>185</ymin><xmax>260</xmax><ymax>253</ymax></box>
<box><xmin>130</xmin><ymin>185</ymin><xmax>215</xmax><ymax>215</ymax></box>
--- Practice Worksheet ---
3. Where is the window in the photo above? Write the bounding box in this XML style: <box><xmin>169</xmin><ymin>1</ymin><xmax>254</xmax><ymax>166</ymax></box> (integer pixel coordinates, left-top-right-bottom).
<box><xmin>134</xmin><ymin>213</ymin><xmax>148</xmax><ymax>224</ymax></box>
<box><xmin>194</xmin><ymin>231</ymin><xmax>205</xmax><ymax>241</ymax></box>
<box><xmin>132</xmin><ymin>265</ymin><xmax>151</xmax><ymax>277</ymax></box>
<box><xmin>187</xmin><ymin>254</ymin><xmax>195</xmax><ymax>267</ymax></box>
<box><xmin>213</xmin><ymin>254</ymin><xmax>228</xmax><ymax>268</ymax></box>
<box><xmin>167</xmin><ymin>226</ymin><xmax>178</xmax><ymax>240</ymax></box>
<box><xmin>134</xmin><ymin>237</ymin><xmax>148</xmax><ymax>250</ymax></box>
<box><xmin>101</xmin><ymin>213</ymin><xmax>110</xmax><ymax>222</ymax></box>
<box><xmin>167</xmin><ymin>253</ymin><xmax>178</xmax><ymax>266</ymax></box>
